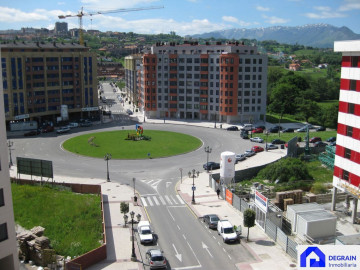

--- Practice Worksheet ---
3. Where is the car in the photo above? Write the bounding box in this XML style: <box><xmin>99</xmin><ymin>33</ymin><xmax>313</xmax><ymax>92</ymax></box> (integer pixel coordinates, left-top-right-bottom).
<box><xmin>68</xmin><ymin>122</ymin><xmax>79</xmax><ymax>128</ymax></box>
<box><xmin>251</xmin><ymin>127</ymin><xmax>264</xmax><ymax>133</ymax></box>
<box><xmin>203</xmin><ymin>214</ymin><xmax>220</xmax><ymax>229</ymax></box>
<box><xmin>217</xmin><ymin>220</ymin><xmax>239</xmax><ymax>243</ymax></box>
<box><xmin>145</xmin><ymin>249</ymin><xmax>167</xmax><ymax>269</ymax></box>
<box><xmin>251</xmin><ymin>146</ymin><xmax>264</xmax><ymax>153</ymax></box>
<box><xmin>240</xmin><ymin>124</ymin><xmax>254</xmax><ymax>131</ymax></box>
<box><xmin>327</xmin><ymin>137</ymin><xmax>336</xmax><ymax>143</ymax></box>
<box><xmin>126</xmin><ymin>109</ymin><xmax>133</xmax><ymax>115</ymax></box>
<box><xmin>314</xmin><ymin>141</ymin><xmax>327</xmax><ymax>147</ymax></box>
<box><xmin>272</xmin><ymin>139</ymin><xmax>286</xmax><ymax>144</ymax></box>
<box><xmin>137</xmin><ymin>221</ymin><xmax>154</xmax><ymax>244</ymax></box>
<box><xmin>268</xmin><ymin>126</ymin><xmax>282</xmax><ymax>133</ymax></box>
<box><xmin>282</xmin><ymin>128</ymin><xmax>294</xmax><ymax>133</ymax></box>
<box><xmin>235</xmin><ymin>154</ymin><xmax>246</xmax><ymax>162</ymax></box>
<box><xmin>250</xmin><ymin>137</ymin><xmax>264</xmax><ymax>143</ymax></box>
<box><xmin>80</xmin><ymin>120</ymin><xmax>92</xmax><ymax>127</ymax></box>
<box><xmin>296</xmin><ymin>127</ymin><xmax>307</xmax><ymax>132</ymax></box>
<box><xmin>227</xmin><ymin>126</ymin><xmax>239</xmax><ymax>131</ymax></box>
<box><xmin>330</xmin><ymin>141</ymin><xmax>336</xmax><ymax>146</ymax></box>
<box><xmin>285</xmin><ymin>142</ymin><xmax>299</xmax><ymax>148</ymax></box>
<box><xmin>255</xmin><ymin>125</ymin><xmax>266</xmax><ymax>130</ymax></box>
<box><xmin>56</xmin><ymin>127</ymin><xmax>70</xmax><ymax>134</ymax></box>
<box><xmin>24</xmin><ymin>130</ymin><xmax>40</xmax><ymax>137</ymax></box>
<box><xmin>244</xmin><ymin>150</ymin><xmax>256</xmax><ymax>157</ymax></box>
<box><xmin>316</xmin><ymin>126</ymin><xmax>326</xmax><ymax>131</ymax></box>
<box><xmin>203</xmin><ymin>162</ymin><xmax>220</xmax><ymax>170</ymax></box>
<box><xmin>240</xmin><ymin>131</ymin><xmax>249</xmax><ymax>139</ymax></box>
<box><xmin>309</xmin><ymin>137</ymin><xmax>322</xmax><ymax>143</ymax></box>
<box><xmin>40</xmin><ymin>126</ymin><xmax>54</xmax><ymax>133</ymax></box>
<box><xmin>266</xmin><ymin>144</ymin><xmax>278</xmax><ymax>150</ymax></box>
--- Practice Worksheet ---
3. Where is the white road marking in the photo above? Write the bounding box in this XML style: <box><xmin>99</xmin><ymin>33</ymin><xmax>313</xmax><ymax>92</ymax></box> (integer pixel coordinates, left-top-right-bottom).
<box><xmin>148</xmin><ymin>197</ymin><xmax>153</xmax><ymax>206</ymax></box>
<box><xmin>153</xmin><ymin>196</ymin><xmax>160</xmax><ymax>205</ymax></box>
<box><xmin>165</xmin><ymin>195</ymin><xmax>173</xmax><ymax>205</ymax></box>
<box><xmin>141</xmin><ymin>197</ymin><xmax>148</xmax><ymax>207</ymax></box>
<box><xmin>159</xmin><ymin>196</ymin><xmax>166</xmax><ymax>205</ymax></box>
<box><xmin>176</xmin><ymin>195</ymin><xmax>185</xmax><ymax>204</ymax></box>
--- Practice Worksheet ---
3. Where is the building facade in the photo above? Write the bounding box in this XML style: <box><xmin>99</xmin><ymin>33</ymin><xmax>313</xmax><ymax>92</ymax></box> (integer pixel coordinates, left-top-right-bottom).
<box><xmin>124</xmin><ymin>55</ymin><xmax>142</xmax><ymax>106</ymax></box>
<box><xmin>135</xmin><ymin>42</ymin><xmax>267</xmax><ymax>123</ymax></box>
<box><xmin>1</xmin><ymin>42</ymin><xmax>98</xmax><ymax>125</ymax></box>
<box><xmin>54</xmin><ymin>22</ymin><xmax>68</xmax><ymax>34</ymax></box>
<box><xmin>332</xmin><ymin>40</ymin><xmax>360</xmax><ymax>221</ymax></box>
<box><xmin>0</xmin><ymin>49</ymin><xmax>18</xmax><ymax>270</ymax></box>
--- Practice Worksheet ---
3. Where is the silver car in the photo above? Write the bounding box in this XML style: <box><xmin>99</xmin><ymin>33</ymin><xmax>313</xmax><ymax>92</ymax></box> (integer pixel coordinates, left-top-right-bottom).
<box><xmin>250</xmin><ymin>137</ymin><xmax>264</xmax><ymax>143</ymax></box>
<box><xmin>244</xmin><ymin>150</ymin><xmax>256</xmax><ymax>157</ymax></box>
<box><xmin>146</xmin><ymin>249</ymin><xmax>167</xmax><ymax>269</ymax></box>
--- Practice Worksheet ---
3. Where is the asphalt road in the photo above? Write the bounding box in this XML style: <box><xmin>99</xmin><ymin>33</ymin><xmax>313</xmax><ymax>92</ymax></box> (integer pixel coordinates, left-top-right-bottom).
<box><xmin>10</xmin><ymin>82</ymin><xmax>262</xmax><ymax>270</ymax></box>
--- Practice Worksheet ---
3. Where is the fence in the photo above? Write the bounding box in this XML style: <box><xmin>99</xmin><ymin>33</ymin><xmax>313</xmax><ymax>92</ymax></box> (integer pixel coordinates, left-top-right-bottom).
<box><xmin>221</xmin><ymin>186</ymin><xmax>298</xmax><ymax>260</ymax></box>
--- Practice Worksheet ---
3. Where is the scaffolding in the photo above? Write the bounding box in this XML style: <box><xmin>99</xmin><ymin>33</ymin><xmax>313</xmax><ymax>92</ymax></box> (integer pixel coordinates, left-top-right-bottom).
<box><xmin>318</xmin><ymin>145</ymin><xmax>335</xmax><ymax>169</ymax></box>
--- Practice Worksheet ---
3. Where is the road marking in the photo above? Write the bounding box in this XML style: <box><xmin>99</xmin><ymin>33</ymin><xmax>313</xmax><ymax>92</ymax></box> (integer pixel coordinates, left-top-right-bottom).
<box><xmin>186</xmin><ymin>240</ymin><xmax>201</xmax><ymax>265</ymax></box>
<box><xmin>202</xmin><ymin>242</ymin><xmax>213</xmax><ymax>258</ymax></box>
<box><xmin>183</xmin><ymin>234</ymin><xmax>186</xmax><ymax>240</ymax></box>
<box><xmin>176</xmin><ymin>195</ymin><xmax>185</xmax><ymax>204</ymax></box>
<box><xmin>228</xmin><ymin>254</ymin><xmax>232</xmax><ymax>260</ymax></box>
<box><xmin>148</xmin><ymin>197</ymin><xmax>153</xmax><ymax>206</ymax></box>
<box><xmin>159</xmin><ymin>196</ymin><xmax>166</xmax><ymax>205</ymax></box>
<box><xmin>172</xmin><ymin>243</ymin><xmax>182</xmax><ymax>262</ymax></box>
<box><xmin>165</xmin><ymin>195</ymin><xmax>173</xmax><ymax>205</ymax></box>
<box><xmin>171</xmin><ymin>196</ymin><xmax>178</xmax><ymax>205</ymax></box>
<box><xmin>153</xmin><ymin>196</ymin><xmax>160</xmax><ymax>205</ymax></box>
<box><xmin>223</xmin><ymin>247</ymin><xmax>226</xmax><ymax>252</ymax></box>
<box><xmin>166</xmin><ymin>182</ymin><xmax>172</xmax><ymax>188</ymax></box>
<box><xmin>177</xmin><ymin>225</ymin><xmax>181</xmax><ymax>230</ymax></box>
<box><xmin>141</xmin><ymin>197</ymin><xmax>148</xmax><ymax>207</ymax></box>
<box><xmin>167</xmin><ymin>208</ymin><xmax>175</xmax><ymax>221</ymax></box>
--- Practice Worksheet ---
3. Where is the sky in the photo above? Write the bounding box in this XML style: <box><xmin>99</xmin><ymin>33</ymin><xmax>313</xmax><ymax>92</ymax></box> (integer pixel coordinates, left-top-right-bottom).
<box><xmin>0</xmin><ymin>0</ymin><xmax>359</xmax><ymax>36</ymax></box>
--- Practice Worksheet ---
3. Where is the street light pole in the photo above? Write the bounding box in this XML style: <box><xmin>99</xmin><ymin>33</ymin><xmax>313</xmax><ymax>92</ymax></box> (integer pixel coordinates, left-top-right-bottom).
<box><xmin>204</xmin><ymin>146</ymin><xmax>212</xmax><ymax>173</ymax></box>
<box><xmin>130</xmin><ymin>211</ymin><xmax>141</xmax><ymax>261</ymax></box>
<box><xmin>104</xmin><ymin>153</ymin><xmax>112</xmax><ymax>182</ymax></box>
<box><xmin>133</xmin><ymin>177</ymin><xmax>136</xmax><ymax>195</ymax></box>
<box><xmin>7</xmin><ymin>140</ymin><xmax>14</xmax><ymax>167</ymax></box>
<box><xmin>265</xmin><ymin>131</ymin><xmax>269</xmax><ymax>152</ymax></box>
<box><xmin>188</xmin><ymin>169</ymin><xmax>199</xmax><ymax>204</ymax></box>
<box><xmin>179</xmin><ymin>168</ymin><xmax>183</xmax><ymax>183</ymax></box>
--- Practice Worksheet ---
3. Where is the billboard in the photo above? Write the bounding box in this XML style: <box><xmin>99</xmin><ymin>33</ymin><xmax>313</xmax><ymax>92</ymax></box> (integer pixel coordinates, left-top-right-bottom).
<box><xmin>17</xmin><ymin>157</ymin><xmax>53</xmax><ymax>179</ymax></box>
<box><xmin>255</xmin><ymin>190</ymin><xmax>268</xmax><ymax>212</ymax></box>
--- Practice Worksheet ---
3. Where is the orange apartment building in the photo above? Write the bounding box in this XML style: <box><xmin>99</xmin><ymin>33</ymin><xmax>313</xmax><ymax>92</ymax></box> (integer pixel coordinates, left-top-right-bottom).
<box><xmin>132</xmin><ymin>41</ymin><xmax>268</xmax><ymax>123</ymax></box>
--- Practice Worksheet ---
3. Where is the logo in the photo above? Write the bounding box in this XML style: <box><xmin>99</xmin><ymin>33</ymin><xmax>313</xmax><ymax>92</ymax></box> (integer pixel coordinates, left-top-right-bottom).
<box><xmin>300</xmin><ymin>247</ymin><xmax>326</xmax><ymax>268</ymax></box>
<box><xmin>227</xmin><ymin>158</ymin><xmax>232</xmax><ymax>163</ymax></box>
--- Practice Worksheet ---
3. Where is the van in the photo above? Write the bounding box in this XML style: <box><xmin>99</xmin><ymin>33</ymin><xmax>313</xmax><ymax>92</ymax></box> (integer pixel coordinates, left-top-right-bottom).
<box><xmin>217</xmin><ymin>220</ymin><xmax>239</xmax><ymax>243</ymax></box>
<box><xmin>241</xmin><ymin>124</ymin><xmax>253</xmax><ymax>131</ymax></box>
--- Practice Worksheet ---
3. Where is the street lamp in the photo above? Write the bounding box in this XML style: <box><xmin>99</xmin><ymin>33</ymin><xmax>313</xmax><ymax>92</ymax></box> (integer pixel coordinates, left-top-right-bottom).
<box><xmin>104</xmin><ymin>153</ymin><xmax>112</xmax><ymax>182</ymax></box>
<box><xmin>265</xmin><ymin>131</ymin><xmax>269</xmax><ymax>152</ymax></box>
<box><xmin>204</xmin><ymin>146</ymin><xmax>212</xmax><ymax>172</ymax></box>
<box><xmin>179</xmin><ymin>168</ymin><xmax>183</xmax><ymax>183</ymax></box>
<box><xmin>130</xmin><ymin>211</ymin><xmax>141</xmax><ymax>261</ymax></box>
<box><xmin>133</xmin><ymin>177</ymin><xmax>136</xmax><ymax>195</ymax></box>
<box><xmin>7</xmin><ymin>140</ymin><xmax>14</xmax><ymax>167</ymax></box>
<box><xmin>188</xmin><ymin>169</ymin><xmax>199</xmax><ymax>204</ymax></box>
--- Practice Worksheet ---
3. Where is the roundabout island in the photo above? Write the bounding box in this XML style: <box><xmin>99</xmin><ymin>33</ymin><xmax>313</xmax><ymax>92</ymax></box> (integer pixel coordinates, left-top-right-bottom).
<box><xmin>62</xmin><ymin>125</ymin><xmax>202</xmax><ymax>159</ymax></box>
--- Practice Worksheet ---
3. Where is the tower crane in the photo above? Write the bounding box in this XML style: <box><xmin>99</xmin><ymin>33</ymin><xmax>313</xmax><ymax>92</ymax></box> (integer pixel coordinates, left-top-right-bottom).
<box><xmin>58</xmin><ymin>6</ymin><xmax>163</xmax><ymax>45</ymax></box>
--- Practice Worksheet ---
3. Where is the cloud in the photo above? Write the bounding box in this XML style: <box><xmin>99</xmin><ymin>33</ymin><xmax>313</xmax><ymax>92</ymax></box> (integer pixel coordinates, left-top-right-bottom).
<box><xmin>221</xmin><ymin>16</ymin><xmax>256</xmax><ymax>27</ymax></box>
<box><xmin>304</xmin><ymin>6</ymin><xmax>346</xmax><ymax>19</ymax></box>
<box><xmin>262</xmin><ymin>15</ymin><xmax>288</xmax><ymax>24</ymax></box>
<box><xmin>222</xmin><ymin>16</ymin><xmax>238</xmax><ymax>23</ymax></box>
<box><xmin>339</xmin><ymin>0</ymin><xmax>360</xmax><ymax>11</ymax></box>
<box><xmin>0</xmin><ymin>7</ymin><xmax>50</xmax><ymax>22</ymax></box>
<box><xmin>80</xmin><ymin>0</ymin><xmax>161</xmax><ymax>10</ymax></box>
<box><xmin>256</xmin><ymin>5</ymin><xmax>270</xmax><ymax>12</ymax></box>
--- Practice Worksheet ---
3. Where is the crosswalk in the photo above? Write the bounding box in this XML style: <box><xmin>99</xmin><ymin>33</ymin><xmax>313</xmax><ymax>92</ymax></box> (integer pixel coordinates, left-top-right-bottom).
<box><xmin>141</xmin><ymin>194</ymin><xmax>185</xmax><ymax>207</ymax></box>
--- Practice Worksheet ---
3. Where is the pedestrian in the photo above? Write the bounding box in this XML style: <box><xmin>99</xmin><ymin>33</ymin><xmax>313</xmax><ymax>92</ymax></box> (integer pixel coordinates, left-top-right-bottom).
<box><xmin>216</xmin><ymin>188</ymin><xmax>220</xmax><ymax>199</ymax></box>
<box><xmin>134</xmin><ymin>195</ymin><xmax>138</xmax><ymax>206</ymax></box>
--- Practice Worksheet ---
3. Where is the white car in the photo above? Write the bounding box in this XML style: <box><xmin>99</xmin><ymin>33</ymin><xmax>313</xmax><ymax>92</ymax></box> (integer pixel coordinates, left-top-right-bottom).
<box><xmin>250</xmin><ymin>137</ymin><xmax>264</xmax><ymax>143</ymax></box>
<box><xmin>266</xmin><ymin>143</ymin><xmax>278</xmax><ymax>150</ymax></box>
<box><xmin>137</xmin><ymin>221</ymin><xmax>154</xmax><ymax>244</ymax></box>
<box><xmin>56</xmin><ymin>127</ymin><xmax>70</xmax><ymax>134</ymax></box>
<box><xmin>244</xmin><ymin>150</ymin><xmax>256</xmax><ymax>157</ymax></box>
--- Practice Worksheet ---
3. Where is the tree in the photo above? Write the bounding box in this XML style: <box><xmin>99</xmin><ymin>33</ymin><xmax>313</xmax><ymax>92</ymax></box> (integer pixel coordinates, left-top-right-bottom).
<box><xmin>120</xmin><ymin>202</ymin><xmax>129</xmax><ymax>215</ymax></box>
<box><xmin>243</xmin><ymin>208</ymin><xmax>256</xmax><ymax>241</ymax></box>
<box><xmin>296</xmin><ymin>99</ymin><xmax>320</xmax><ymax>122</ymax></box>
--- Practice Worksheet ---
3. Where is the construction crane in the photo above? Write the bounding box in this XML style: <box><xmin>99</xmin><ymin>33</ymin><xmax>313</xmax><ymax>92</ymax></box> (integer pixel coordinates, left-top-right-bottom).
<box><xmin>58</xmin><ymin>6</ymin><xmax>163</xmax><ymax>45</ymax></box>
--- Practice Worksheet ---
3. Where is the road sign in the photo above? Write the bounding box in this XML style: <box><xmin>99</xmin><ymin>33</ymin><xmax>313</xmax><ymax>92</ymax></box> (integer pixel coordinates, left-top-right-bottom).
<box><xmin>192</xmin><ymin>186</ymin><xmax>196</xmax><ymax>191</ymax></box>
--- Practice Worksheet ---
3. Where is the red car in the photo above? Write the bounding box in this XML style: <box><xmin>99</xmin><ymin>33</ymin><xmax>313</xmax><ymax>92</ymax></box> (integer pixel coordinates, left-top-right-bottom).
<box><xmin>251</xmin><ymin>127</ymin><xmax>264</xmax><ymax>133</ymax></box>
<box><xmin>309</xmin><ymin>137</ymin><xmax>322</xmax><ymax>143</ymax></box>
<box><xmin>251</xmin><ymin>146</ymin><xmax>264</xmax><ymax>153</ymax></box>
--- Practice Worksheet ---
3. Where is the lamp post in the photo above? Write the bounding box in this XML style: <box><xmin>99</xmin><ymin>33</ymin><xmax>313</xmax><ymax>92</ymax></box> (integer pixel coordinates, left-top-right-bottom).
<box><xmin>123</xmin><ymin>214</ymin><xmax>128</xmax><ymax>228</ymax></box>
<box><xmin>104</xmin><ymin>153</ymin><xmax>112</xmax><ymax>182</ymax></box>
<box><xmin>204</xmin><ymin>146</ymin><xmax>212</xmax><ymax>172</ymax></box>
<box><xmin>179</xmin><ymin>168</ymin><xmax>183</xmax><ymax>183</ymax></box>
<box><xmin>133</xmin><ymin>177</ymin><xmax>136</xmax><ymax>195</ymax></box>
<box><xmin>265</xmin><ymin>131</ymin><xmax>269</xmax><ymax>152</ymax></box>
<box><xmin>188</xmin><ymin>169</ymin><xmax>199</xmax><ymax>204</ymax></box>
<box><xmin>130</xmin><ymin>211</ymin><xmax>141</xmax><ymax>261</ymax></box>
<box><xmin>7</xmin><ymin>140</ymin><xmax>14</xmax><ymax>167</ymax></box>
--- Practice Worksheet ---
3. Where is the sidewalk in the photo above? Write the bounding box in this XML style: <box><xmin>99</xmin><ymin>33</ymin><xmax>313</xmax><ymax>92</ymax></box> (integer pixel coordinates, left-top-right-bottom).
<box><xmin>177</xmin><ymin>172</ymin><xmax>298</xmax><ymax>270</ymax></box>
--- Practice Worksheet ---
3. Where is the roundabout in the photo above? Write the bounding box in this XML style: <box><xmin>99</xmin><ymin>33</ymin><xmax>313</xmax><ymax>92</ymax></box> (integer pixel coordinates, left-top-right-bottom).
<box><xmin>62</xmin><ymin>127</ymin><xmax>202</xmax><ymax>159</ymax></box>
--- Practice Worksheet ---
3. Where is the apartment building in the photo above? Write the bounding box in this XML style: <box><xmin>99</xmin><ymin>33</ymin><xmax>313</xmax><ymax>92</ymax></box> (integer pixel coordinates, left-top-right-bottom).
<box><xmin>124</xmin><ymin>55</ymin><xmax>142</xmax><ymax>105</ymax></box>
<box><xmin>135</xmin><ymin>41</ymin><xmax>267</xmax><ymax>123</ymax></box>
<box><xmin>1</xmin><ymin>41</ymin><xmax>98</xmax><ymax>126</ymax></box>
<box><xmin>0</xmin><ymin>50</ymin><xmax>18</xmax><ymax>270</ymax></box>
<box><xmin>332</xmin><ymin>40</ymin><xmax>360</xmax><ymax>222</ymax></box>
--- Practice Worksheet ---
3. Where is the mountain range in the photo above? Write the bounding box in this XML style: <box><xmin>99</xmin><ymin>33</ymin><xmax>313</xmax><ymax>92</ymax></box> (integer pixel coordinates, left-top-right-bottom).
<box><xmin>191</xmin><ymin>24</ymin><xmax>360</xmax><ymax>48</ymax></box>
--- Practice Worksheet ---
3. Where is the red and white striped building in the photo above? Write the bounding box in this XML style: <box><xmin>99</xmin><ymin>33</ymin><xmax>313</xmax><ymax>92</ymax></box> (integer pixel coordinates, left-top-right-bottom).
<box><xmin>333</xmin><ymin>40</ymin><xmax>360</xmax><ymax>216</ymax></box>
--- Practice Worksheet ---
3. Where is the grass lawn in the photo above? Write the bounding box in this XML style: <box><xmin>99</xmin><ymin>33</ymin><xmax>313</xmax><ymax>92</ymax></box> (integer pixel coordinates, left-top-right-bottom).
<box><xmin>252</xmin><ymin>130</ymin><xmax>337</xmax><ymax>143</ymax></box>
<box><xmin>63</xmin><ymin>130</ymin><xmax>202</xmax><ymax>159</ymax></box>
<box><xmin>318</xmin><ymin>100</ymin><xmax>339</xmax><ymax>110</ymax></box>
<box><xmin>12</xmin><ymin>183</ymin><xmax>102</xmax><ymax>257</ymax></box>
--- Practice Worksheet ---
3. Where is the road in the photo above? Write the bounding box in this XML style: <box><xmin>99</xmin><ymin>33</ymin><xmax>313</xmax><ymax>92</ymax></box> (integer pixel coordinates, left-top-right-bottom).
<box><xmin>10</xmin><ymin>82</ymin><xmax>262</xmax><ymax>269</ymax></box>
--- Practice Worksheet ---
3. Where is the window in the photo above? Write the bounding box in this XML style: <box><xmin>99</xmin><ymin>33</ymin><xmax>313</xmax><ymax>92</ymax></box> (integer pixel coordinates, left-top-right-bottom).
<box><xmin>351</xmin><ymin>56</ymin><xmax>359</xmax><ymax>67</ymax></box>
<box><xmin>345</xmin><ymin>148</ymin><xmax>352</xmax><ymax>159</ymax></box>
<box><xmin>343</xmin><ymin>170</ymin><xmax>349</xmax><ymax>181</ymax></box>
<box><xmin>0</xmin><ymin>223</ymin><xmax>8</xmax><ymax>242</ymax></box>
<box><xmin>346</xmin><ymin>126</ymin><xmax>353</xmax><ymax>137</ymax></box>
<box><xmin>348</xmin><ymin>103</ymin><xmax>355</xmax><ymax>114</ymax></box>
<box><xmin>350</xmin><ymin>80</ymin><xmax>357</xmax><ymax>91</ymax></box>
<box><xmin>0</xmin><ymin>189</ymin><xmax>4</xmax><ymax>207</ymax></box>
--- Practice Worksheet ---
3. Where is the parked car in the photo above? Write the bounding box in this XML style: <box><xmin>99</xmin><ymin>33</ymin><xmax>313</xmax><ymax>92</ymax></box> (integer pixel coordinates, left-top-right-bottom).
<box><xmin>235</xmin><ymin>154</ymin><xmax>246</xmax><ymax>162</ymax></box>
<box><xmin>145</xmin><ymin>249</ymin><xmax>167</xmax><ymax>269</ymax></box>
<box><xmin>137</xmin><ymin>221</ymin><xmax>154</xmax><ymax>244</ymax></box>
<box><xmin>40</xmin><ymin>126</ymin><xmax>54</xmax><ymax>133</ymax></box>
<box><xmin>203</xmin><ymin>162</ymin><xmax>220</xmax><ymax>170</ymax></box>
<box><xmin>240</xmin><ymin>124</ymin><xmax>254</xmax><ymax>131</ymax></box>
<box><xmin>330</xmin><ymin>141</ymin><xmax>336</xmax><ymax>146</ymax></box>
<box><xmin>56</xmin><ymin>127</ymin><xmax>70</xmax><ymax>134</ymax></box>
<box><xmin>68</xmin><ymin>122</ymin><xmax>79</xmax><ymax>128</ymax></box>
<box><xmin>316</xmin><ymin>126</ymin><xmax>326</xmax><ymax>131</ymax></box>
<box><xmin>266</xmin><ymin>144</ymin><xmax>278</xmax><ymax>150</ymax></box>
<box><xmin>80</xmin><ymin>120</ymin><xmax>92</xmax><ymax>127</ymax></box>
<box><xmin>282</xmin><ymin>128</ymin><xmax>294</xmax><ymax>133</ymax></box>
<box><xmin>126</xmin><ymin>109</ymin><xmax>133</xmax><ymax>115</ymax></box>
<box><xmin>227</xmin><ymin>126</ymin><xmax>239</xmax><ymax>131</ymax></box>
<box><xmin>272</xmin><ymin>139</ymin><xmax>286</xmax><ymax>144</ymax></box>
<box><xmin>251</xmin><ymin>127</ymin><xmax>264</xmax><ymax>133</ymax></box>
<box><xmin>203</xmin><ymin>214</ymin><xmax>220</xmax><ymax>229</ymax></box>
<box><xmin>296</xmin><ymin>127</ymin><xmax>307</xmax><ymax>132</ymax></box>
<box><xmin>255</xmin><ymin>125</ymin><xmax>266</xmax><ymax>130</ymax></box>
<box><xmin>268</xmin><ymin>126</ymin><xmax>282</xmax><ymax>133</ymax></box>
<box><xmin>327</xmin><ymin>137</ymin><xmax>336</xmax><ymax>143</ymax></box>
<box><xmin>250</xmin><ymin>137</ymin><xmax>264</xmax><ymax>143</ymax></box>
<box><xmin>251</xmin><ymin>146</ymin><xmax>264</xmax><ymax>153</ymax></box>
<box><xmin>309</xmin><ymin>137</ymin><xmax>322</xmax><ymax>143</ymax></box>
<box><xmin>217</xmin><ymin>220</ymin><xmax>239</xmax><ymax>243</ymax></box>
<box><xmin>244</xmin><ymin>150</ymin><xmax>256</xmax><ymax>157</ymax></box>
<box><xmin>240</xmin><ymin>131</ymin><xmax>249</xmax><ymax>139</ymax></box>
<box><xmin>24</xmin><ymin>130</ymin><xmax>40</xmax><ymax>137</ymax></box>
<box><xmin>314</xmin><ymin>141</ymin><xmax>327</xmax><ymax>147</ymax></box>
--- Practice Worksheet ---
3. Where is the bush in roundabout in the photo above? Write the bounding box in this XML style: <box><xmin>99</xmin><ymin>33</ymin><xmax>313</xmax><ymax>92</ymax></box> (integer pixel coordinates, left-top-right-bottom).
<box><xmin>62</xmin><ymin>128</ymin><xmax>202</xmax><ymax>159</ymax></box>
